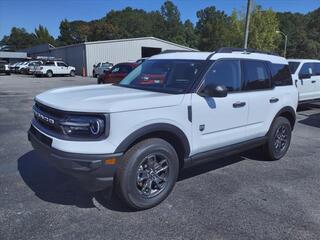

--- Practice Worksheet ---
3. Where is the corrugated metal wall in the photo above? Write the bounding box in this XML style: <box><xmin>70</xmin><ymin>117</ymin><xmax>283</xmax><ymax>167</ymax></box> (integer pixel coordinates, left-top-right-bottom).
<box><xmin>39</xmin><ymin>38</ymin><xmax>194</xmax><ymax>76</ymax></box>
<box><xmin>49</xmin><ymin>44</ymin><xmax>85</xmax><ymax>76</ymax></box>
<box><xmin>85</xmin><ymin>38</ymin><xmax>193</xmax><ymax>77</ymax></box>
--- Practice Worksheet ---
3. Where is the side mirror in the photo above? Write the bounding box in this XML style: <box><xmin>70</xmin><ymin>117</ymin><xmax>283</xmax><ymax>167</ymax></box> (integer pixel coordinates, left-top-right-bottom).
<box><xmin>299</xmin><ymin>73</ymin><xmax>311</xmax><ymax>79</ymax></box>
<box><xmin>199</xmin><ymin>84</ymin><xmax>228</xmax><ymax>98</ymax></box>
<box><xmin>93</xmin><ymin>64</ymin><xmax>96</xmax><ymax>68</ymax></box>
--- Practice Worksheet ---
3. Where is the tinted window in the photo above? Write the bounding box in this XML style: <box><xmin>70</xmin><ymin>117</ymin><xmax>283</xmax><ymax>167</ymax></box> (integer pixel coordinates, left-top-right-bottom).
<box><xmin>57</xmin><ymin>62</ymin><xmax>67</xmax><ymax>67</ymax></box>
<box><xmin>270</xmin><ymin>64</ymin><xmax>292</xmax><ymax>86</ymax></box>
<box><xmin>288</xmin><ymin>62</ymin><xmax>300</xmax><ymax>74</ymax></box>
<box><xmin>243</xmin><ymin>60</ymin><xmax>270</xmax><ymax>90</ymax></box>
<box><xmin>111</xmin><ymin>64</ymin><xmax>132</xmax><ymax>73</ymax></box>
<box><xmin>313</xmin><ymin>63</ymin><xmax>320</xmax><ymax>76</ymax></box>
<box><xmin>299</xmin><ymin>63</ymin><xmax>314</xmax><ymax>78</ymax></box>
<box><xmin>203</xmin><ymin>60</ymin><xmax>241</xmax><ymax>91</ymax></box>
<box><xmin>45</xmin><ymin>61</ymin><xmax>55</xmax><ymax>66</ymax></box>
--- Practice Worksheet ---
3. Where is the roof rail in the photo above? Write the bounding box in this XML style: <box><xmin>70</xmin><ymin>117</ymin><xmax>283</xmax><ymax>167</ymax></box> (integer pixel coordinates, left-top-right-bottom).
<box><xmin>215</xmin><ymin>47</ymin><xmax>279</xmax><ymax>56</ymax></box>
<box><xmin>159</xmin><ymin>49</ymin><xmax>197</xmax><ymax>54</ymax></box>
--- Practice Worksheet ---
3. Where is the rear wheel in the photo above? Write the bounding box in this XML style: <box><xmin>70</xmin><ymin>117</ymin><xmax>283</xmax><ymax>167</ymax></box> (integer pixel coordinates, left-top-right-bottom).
<box><xmin>263</xmin><ymin>117</ymin><xmax>292</xmax><ymax>160</ymax></box>
<box><xmin>46</xmin><ymin>70</ymin><xmax>53</xmax><ymax>78</ymax></box>
<box><xmin>116</xmin><ymin>138</ymin><xmax>179</xmax><ymax>210</ymax></box>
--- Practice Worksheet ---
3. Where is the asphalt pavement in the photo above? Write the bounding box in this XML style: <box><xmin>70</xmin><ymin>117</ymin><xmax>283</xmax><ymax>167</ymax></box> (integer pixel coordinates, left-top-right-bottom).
<box><xmin>1</xmin><ymin>74</ymin><xmax>320</xmax><ymax>240</ymax></box>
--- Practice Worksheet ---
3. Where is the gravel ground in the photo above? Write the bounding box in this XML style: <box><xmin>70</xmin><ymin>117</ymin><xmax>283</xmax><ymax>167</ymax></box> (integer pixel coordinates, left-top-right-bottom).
<box><xmin>0</xmin><ymin>74</ymin><xmax>320</xmax><ymax>240</ymax></box>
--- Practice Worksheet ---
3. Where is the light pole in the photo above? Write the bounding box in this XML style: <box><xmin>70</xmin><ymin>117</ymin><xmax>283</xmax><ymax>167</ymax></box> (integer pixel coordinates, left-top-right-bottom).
<box><xmin>276</xmin><ymin>30</ymin><xmax>288</xmax><ymax>58</ymax></box>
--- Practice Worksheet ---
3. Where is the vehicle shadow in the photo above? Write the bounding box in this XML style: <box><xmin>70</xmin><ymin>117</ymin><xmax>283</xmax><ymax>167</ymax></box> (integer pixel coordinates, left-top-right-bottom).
<box><xmin>297</xmin><ymin>102</ymin><xmax>320</xmax><ymax>112</ymax></box>
<box><xmin>298</xmin><ymin>113</ymin><xmax>320</xmax><ymax>128</ymax></box>
<box><xmin>18</xmin><ymin>148</ymin><xmax>267</xmax><ymax>212</ymax></box>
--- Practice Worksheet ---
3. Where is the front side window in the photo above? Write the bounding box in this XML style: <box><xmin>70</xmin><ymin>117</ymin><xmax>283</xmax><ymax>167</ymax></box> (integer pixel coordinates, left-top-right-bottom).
<box><xmin>119</xmin><ymin>60</ymin><xmax>205</xmax><ymax>94</ymax></box>
<box><xmin>111</xmin><ymin>64</ymin><xmax>132</xmax><ymax>73</ymax></box>
<box><xmin>243</xmin><ymin>60</ymin><xmax>270</xmax><ymax>90</ymax></box>
<box><xmin>299</xmin><ymin>63</ymin><xmax>313</xmax><ymax>78</ymax></box>
<box><xmin>45</xmin><ymin>61</ymin><xmax>55</xmax><ymax>66</ymax></box>
<box><xmin>203</xmin><ymin>60</ymin><xmax>241</xmax><ymax>92</ymax></box>
<box><xmin>288</xmin><ymin>61</ymin><xmax>300</xmax><ymax>74</ymax></box>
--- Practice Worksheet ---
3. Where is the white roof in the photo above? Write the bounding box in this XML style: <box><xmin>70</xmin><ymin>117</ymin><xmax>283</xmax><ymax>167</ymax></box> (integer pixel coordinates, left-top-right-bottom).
<box><xmin>288</xmin><ymin>59</ymin><xmax>320</xmax><ymax>63</ymax></box>
<box><xmin>151</xmin><ymin>51</ymin><xmax>288</xmax><ymax>64</ymax></box>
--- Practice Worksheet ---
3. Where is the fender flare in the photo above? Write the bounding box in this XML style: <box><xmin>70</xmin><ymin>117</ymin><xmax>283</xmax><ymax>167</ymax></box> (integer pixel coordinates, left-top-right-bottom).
<box><xmin>114</xmin><ymin>123</ymin><xmax>190</xmax><ymax>157</ymax></box>
<box><xmin>273</xmin><ymin>106</ymin><xmax>296</xmax><ymax>130</ymax></box>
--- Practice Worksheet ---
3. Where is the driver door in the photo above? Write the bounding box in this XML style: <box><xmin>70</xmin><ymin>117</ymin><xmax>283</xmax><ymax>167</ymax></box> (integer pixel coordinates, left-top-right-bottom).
<box><xmin>191</xmin><ymin>60</ymin><xmax>249</xmax><ymax>155</ymax></box>
<box><xmin>296</xmin><ymin>62</ymin><xmax>317</xmax><ymax>101</ymax></box>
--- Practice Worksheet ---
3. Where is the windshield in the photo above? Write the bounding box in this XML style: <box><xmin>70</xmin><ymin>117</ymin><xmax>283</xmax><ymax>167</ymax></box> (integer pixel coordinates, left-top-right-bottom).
<box><xmin>288</xmin><ymin>61</ymin><xmax>300</xmax><ymax>74</ymax></box>
<box><xmin>118</xmin><ymin>59</ymin><xmax>205</xmax><ymax>94</ymax></box>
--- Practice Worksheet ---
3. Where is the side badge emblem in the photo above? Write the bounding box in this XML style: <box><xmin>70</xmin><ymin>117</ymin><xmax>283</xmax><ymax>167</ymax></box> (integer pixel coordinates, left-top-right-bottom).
<box><xmin>199</xmin><ymin>124</ymin><xmax>205</xmax><ymax>132</ymax></box>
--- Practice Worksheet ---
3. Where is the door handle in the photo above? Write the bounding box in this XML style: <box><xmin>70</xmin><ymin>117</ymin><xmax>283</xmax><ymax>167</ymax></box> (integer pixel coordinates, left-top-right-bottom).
<box><xmin>233</xmin><ymin>101</ymin><xmax>246</xmax><ymax>108</ymax></box>
<box><xmin>311</xmin><ymin>80</ymin><xmax>316</xmax><ymax>83</ymax></box>
<box><xmin>269</xmin><ymin>98</ymin><xmax>279</xmax><ymax>103</ymax></box>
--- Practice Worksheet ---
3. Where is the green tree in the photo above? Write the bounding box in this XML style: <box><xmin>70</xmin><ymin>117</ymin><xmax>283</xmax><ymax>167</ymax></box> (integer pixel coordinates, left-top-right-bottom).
<box><xmin>34</xmin><ymin>25</ymin><xmax>55</xmax><ymax>45</ymax></box>
<box><xmin>247</xmin><ymin>6</ymin><xmax>280</xmax><ymax>52</ymax></box>
<box><xmin>160</xmin><ymin>1</ymin><xmax>185</xmax><ymax>45</ymax></box>
<box><xmin>183</xmin><ymin>20</ymin><xmax>198</xmax><ymax>49</ymax></box>
<box><xmin>195</xmin><ymin>7</ymin><xmax>237</xmax><ymax>51</ymax></box>
<box><xmin>1</xmin><ymin>27</ymin><xmax>37</xmax><ymax>50</ymax></box>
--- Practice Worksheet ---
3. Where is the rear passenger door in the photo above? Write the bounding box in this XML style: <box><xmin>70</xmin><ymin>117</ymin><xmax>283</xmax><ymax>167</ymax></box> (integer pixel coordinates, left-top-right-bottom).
<box><xmin>242</xmin><ymin>60</ymin><xmax>279</xmax><ymax>139</ymax></box>
<box><xmin>312</xmin><ymin>63</ymin><xmax>320</xmax><ymax>99</ymax></box>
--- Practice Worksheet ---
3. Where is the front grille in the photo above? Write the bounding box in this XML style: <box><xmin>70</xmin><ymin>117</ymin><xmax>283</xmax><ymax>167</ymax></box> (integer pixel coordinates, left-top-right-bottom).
<box><xmin>33</xmin><ymin>102</ymin><xmax>65</xmax><ymax>135</ymax></box>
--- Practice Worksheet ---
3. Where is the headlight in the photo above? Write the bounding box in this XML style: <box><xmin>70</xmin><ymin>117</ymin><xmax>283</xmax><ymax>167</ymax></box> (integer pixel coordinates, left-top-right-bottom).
<box><xmin>59</xmin><ymin>115</ymin><xmax>108</xmax><ymax>139</ymax></box>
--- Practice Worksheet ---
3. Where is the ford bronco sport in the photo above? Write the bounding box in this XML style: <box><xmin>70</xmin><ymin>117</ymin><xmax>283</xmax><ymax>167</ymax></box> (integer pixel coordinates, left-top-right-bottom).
<box><xmin>28</xmin><ymin>48</ymin><xmax>298</xmax><ymax>209</ymax></box>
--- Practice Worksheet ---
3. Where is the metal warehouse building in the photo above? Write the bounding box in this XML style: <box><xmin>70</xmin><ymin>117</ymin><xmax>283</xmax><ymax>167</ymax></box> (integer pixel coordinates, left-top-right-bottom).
<box><xmin>24</xmin><ymin>37</ymin><xmax>196</xmax><ymax>76</ymax></box>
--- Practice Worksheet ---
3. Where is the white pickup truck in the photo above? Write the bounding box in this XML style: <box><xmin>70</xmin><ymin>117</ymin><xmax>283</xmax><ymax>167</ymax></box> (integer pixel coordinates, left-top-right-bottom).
<box><xmin>92</xmin><ymin>62</ymin><xmax>113</xmax><ymax>77</ymax></box>
<box><xmin>34</xmin><ymin>61</ymin><xmax>75</xmax><ymax>77</ymax></box>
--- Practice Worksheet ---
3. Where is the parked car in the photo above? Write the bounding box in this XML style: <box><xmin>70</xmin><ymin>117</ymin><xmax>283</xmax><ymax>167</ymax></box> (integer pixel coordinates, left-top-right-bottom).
<box><xmin>28</xmin><ymin>48</ymin><xmax>298</xmax><ymax>210</ymax></box>
<box><xmin>12</xmin><ymin>62</ymin><xmax>25</xmax><ymax>73</ymax></box>
<box><xmin>17</xmin><ymin>61</ymin><xmax>30</xmax><ymax>74</ymax></box>
<box><xmin>97</xmin><ymin>62</ymin><xmax>138</xmax><ymax>84</ymax></box>
<box><xmin>288</xmin><ymin>59</ymin><xmax>320</xmax><ymax>103</ymax></box>
<box><xmin>34</xmin><ymin>60</ymin><xmax>75</xmax><ymax>77</ymax></box>
<box><xmin>26</xmin><ymin>61</ymin><xmax>43</xmax><ymax>75</ymax></box>
<box><xmin>92</xmin><ymin>62</ymin><xmax>113</xmax><ymax>77</ymax></box>
<box><xmin>0</xmin><ymin>60</ymin><xmax>11</xmax><ymax>75</ymax></box>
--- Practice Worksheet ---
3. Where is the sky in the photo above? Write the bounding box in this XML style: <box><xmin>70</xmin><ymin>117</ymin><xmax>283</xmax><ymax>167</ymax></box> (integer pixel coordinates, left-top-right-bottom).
<box><xmin>0</xmin><ymin>0</ymin><xmax>319</xmax><ymax>39</ymax></box>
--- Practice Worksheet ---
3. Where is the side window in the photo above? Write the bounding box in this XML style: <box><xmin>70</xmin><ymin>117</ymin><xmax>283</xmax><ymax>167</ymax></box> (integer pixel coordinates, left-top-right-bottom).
<box><xmin>270</xmin><ymin>64</ymin><xmax>293</xmax><ymax>86</ymax></box>
<box><xmin>203</xmin><ymin>60</ymin><xmax>241</xmax><ymax>92</ymax></box>
<box><xmin>313</xmin><ymin>63</ymin><xmax>320</xmax><ymax>76</ymax></box>
<box><xmin>57</xmin><ymin>62</ymin><xmax>68</xmax><ymax>67</ymax></box>
<box><xmin>299</xmin><ymin>63</ymin><xmax>313</xmax><ymax>78</ymax></box>
<box><xmin>243</xmin><ymin>60</ymin><xmax>270</xmax><ymax>90</ymax></box>
<box><xmin>45</xmin><ymin>61</ymin><xmax>55</xmax><ymax>66</ymax></box>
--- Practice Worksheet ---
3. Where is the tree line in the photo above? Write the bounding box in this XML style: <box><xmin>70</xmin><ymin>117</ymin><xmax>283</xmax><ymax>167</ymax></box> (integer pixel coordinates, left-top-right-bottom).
<box><xmin>1</xmin><ymin>1</ymin><xmax>319</xmax><ymax>59</ymax></box>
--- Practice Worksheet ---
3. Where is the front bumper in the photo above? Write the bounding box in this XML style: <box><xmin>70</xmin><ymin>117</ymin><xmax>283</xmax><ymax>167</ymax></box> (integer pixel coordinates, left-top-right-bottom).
<box><xmin>28</xmin><ymin>125</ymin><xmax>123</xmax><ymax>191</ymax></box>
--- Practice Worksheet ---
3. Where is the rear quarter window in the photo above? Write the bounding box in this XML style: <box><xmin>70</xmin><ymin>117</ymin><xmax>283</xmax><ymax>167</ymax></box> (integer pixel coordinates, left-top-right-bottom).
<box><xmin>270</xmin><ymin>64</ymin><xmax>293</xmax><ymax>86</ymax></box>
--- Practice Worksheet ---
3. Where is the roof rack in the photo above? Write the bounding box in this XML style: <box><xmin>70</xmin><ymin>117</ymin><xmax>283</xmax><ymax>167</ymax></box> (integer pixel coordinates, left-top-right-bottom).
<box><xmin>215</xmin><ymin>47</ymin><xmax>279</xmax><ymax>56</ymax></box>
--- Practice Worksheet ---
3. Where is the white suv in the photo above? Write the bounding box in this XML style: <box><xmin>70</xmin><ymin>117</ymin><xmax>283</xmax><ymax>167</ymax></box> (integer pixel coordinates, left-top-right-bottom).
<box><xmin>28</xmin><ymin>48</ymin><xmax>298</xmax><ymax>209</ymax></box>
<box><xmin>288</xmin><ymin>59</ymin><xmax>320</xmax><ymax>103</ymax></box>
<box><xmin>34</xmin><ymin>60</ymin><xmax>75</xmax><ymax>77</ymax></box>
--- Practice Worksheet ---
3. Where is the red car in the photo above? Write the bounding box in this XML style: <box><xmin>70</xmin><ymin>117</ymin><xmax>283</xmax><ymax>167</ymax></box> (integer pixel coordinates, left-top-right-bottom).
<box><xmin>97</xmin><ymin>62</ymin><xmax>138</xmax><ymax>84</ymax></box>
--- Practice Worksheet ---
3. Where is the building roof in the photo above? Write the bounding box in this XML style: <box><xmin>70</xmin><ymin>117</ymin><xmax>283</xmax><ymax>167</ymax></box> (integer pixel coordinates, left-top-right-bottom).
<box><xmin>0</xmin><ymin>51</ymin><xmax>27</xmax><ymax>59</ymax></box>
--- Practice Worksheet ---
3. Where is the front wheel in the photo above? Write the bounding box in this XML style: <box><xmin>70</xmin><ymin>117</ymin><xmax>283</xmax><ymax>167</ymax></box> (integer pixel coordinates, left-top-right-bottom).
<box><xmin>46</xmin><ymin>70</ymin><xmax>53</xmax><ymax>78</ymax></box>
<box><xmin>70</xmin><ymin>70</ymin><xmax>75</xmax><ymax>77</ymax></box>
<box><xmin>263</xmin><ymin>117</ymin><xmax>292</xmax><ymax>160</ymax></box>
<box><xmin>115</xmin><ymin>138</ymin><xmax>179</xmax><ymax>210</ymax></box>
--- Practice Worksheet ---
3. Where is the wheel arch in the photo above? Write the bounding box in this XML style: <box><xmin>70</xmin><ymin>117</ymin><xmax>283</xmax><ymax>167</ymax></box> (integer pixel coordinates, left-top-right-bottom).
<box><xmin>274</xmin><ymin>106</ymin><xmax>296</xmax><ymax>130</ymax></box>
<box><xmin>115</xmin><ymin>123</ymin><xmax>191</xmax><ymax>168</ymax></box>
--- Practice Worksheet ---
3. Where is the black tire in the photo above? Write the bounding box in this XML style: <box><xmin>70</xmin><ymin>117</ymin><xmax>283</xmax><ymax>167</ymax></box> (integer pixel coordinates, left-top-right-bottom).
<box><xmin>46</xmin><ymin>70</ymin><xmax>53</xmax><ymax>78</ymax></box>
<box><xmin>70</xmin><ymin>70</ymin><xmax>75</xmax><ymax>77</ymax></box>
<box><xmin>115</xmin><ymin>138</ymin><xmax>179</xmax><ymax>210</ymax></box>
<box><xmin>6</xmin><ymin>72</ymin><xmax>10</xmax><ymax>75</ymax></box>
<box><xmin>263</xmin><ymin>116</ymin><xmax>292</xmax><ymax>161</ymax></box>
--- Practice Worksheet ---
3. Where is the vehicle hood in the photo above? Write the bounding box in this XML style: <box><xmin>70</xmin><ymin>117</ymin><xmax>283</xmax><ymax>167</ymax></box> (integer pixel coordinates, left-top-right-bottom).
<box><xmin>35</xmin><ymin>84</ymin><xmax>184</xmax><ymax>113</ymax></box>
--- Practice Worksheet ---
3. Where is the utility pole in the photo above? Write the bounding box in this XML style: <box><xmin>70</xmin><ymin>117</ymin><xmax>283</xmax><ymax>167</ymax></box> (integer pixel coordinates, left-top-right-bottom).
<box><xmin>243</xmin><ymin>0</ymin><xmax>252</xmax><ymax>49</ymax></box>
